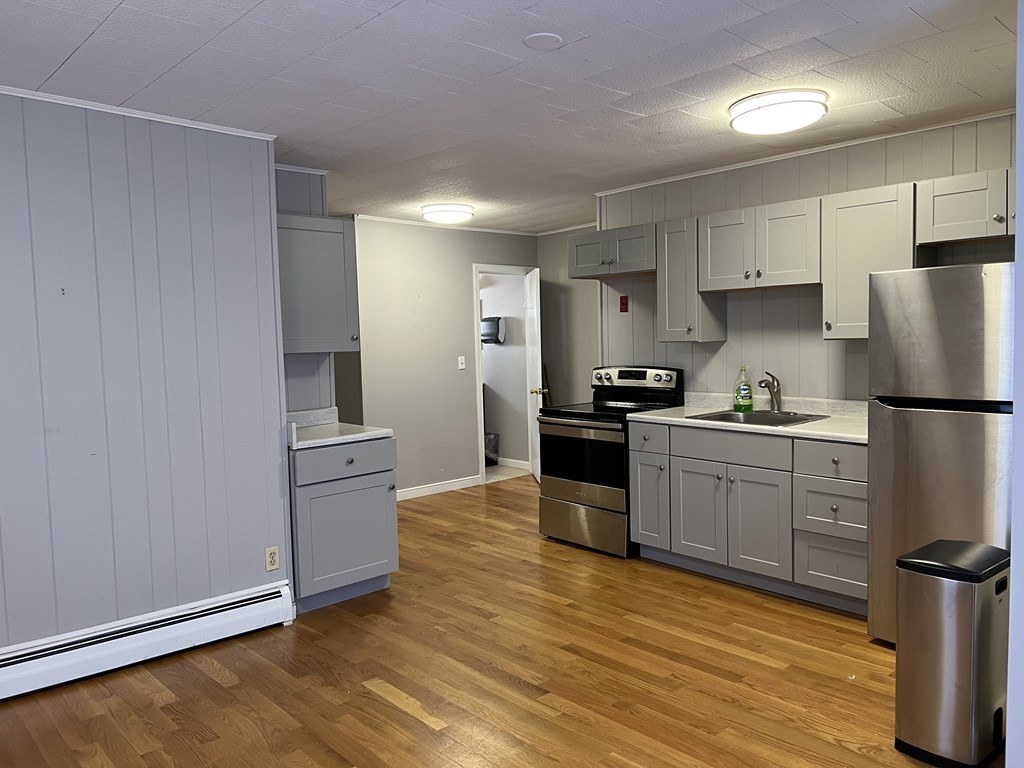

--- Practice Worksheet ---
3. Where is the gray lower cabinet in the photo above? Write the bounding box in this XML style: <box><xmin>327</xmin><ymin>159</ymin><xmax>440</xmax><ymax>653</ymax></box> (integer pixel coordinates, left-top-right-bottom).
<box><xmin>726</xmin><ymin>464</ymin><xmax>793</xmax><ymax>581</ymax></box>
<box><xmin>290</xmin><ymin>438</ymin><xmax>398</xmax><ymax>598</ymax></box>
<box><xmin>669</xmin><ymin>456</ymin><xmax>727</xmax><ymax>564</ymax></box>
<box><xmin>629</xmin><ymin>450</ymin><xmax>669</xmax><ymax>548</ymax></box>
<box><xmin>278</xmin><ymin>213</ymin><xmax>359</xmax><ymax>353</ymax></box>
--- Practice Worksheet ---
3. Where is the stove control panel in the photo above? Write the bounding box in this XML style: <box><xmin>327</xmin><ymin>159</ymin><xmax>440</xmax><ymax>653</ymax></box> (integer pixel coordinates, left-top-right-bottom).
<box><xmin>591</xmin><ymin>366</ymin><xmax>682</xmax><ymax>389</ymax></box>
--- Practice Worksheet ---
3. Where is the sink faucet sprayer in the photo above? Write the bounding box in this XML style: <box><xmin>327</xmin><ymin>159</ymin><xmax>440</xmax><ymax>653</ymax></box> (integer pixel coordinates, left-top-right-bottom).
<box><xmin>758</xmin><ymin>371</ymin><xmax>782</xmax><ymax>413</ymax></box>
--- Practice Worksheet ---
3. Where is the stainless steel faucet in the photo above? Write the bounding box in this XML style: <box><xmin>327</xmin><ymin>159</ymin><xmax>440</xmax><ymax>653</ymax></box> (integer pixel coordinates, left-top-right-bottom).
<box><xmin>758</xmin><ymin>371</ymin><xmax>782</xmax><ymax>413</ymax></box>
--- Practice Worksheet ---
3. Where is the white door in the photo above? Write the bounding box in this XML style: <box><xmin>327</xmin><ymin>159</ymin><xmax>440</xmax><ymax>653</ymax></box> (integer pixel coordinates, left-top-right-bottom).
<box><xmin>525</xmin><ymin>268</ymin><xmax>543</xmax><ymax>483</ymax></box>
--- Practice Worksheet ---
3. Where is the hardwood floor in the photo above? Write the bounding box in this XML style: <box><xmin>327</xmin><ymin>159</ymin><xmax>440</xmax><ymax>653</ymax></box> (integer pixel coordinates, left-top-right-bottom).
<box><xmin>0</xmin><ymin>476</ymin><xmax>999</xmax><ymax>767</ymax></box>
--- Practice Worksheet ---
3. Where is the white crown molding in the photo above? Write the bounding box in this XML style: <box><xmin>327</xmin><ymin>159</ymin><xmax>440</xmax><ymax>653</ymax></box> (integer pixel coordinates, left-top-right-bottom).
<box><xmin>0</xmin><ymin>85</ymin><xmax>276</xmax><ymax>142</ymax></box>
<box><xmin>537</xmin><ymin>222</ymin><xmax>597</xmax><ymax>236</ymax></box>
<box><xmin>275</xmin><ymin>164</ymin><xmax>328</xmax><ymax>175</ymax></box>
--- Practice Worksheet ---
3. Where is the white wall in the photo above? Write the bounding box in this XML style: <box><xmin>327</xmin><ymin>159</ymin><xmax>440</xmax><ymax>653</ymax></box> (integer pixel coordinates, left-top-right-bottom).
<box><xmin>481</xmin><ymin>274</ymin><xmax>528</xmax><ymax>463</ymax></box>
<box><xmin>356</xmin><ymin>218</ymin><xmax>536</xmax><ymax>493</ymax></box>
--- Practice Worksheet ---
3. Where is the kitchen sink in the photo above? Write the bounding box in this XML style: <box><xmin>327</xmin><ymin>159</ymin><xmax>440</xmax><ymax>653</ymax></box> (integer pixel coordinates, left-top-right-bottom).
<box><xmin>687</xmin><ymin>410</ymin><xmax>828</xmax><ymax>427</ymax></box>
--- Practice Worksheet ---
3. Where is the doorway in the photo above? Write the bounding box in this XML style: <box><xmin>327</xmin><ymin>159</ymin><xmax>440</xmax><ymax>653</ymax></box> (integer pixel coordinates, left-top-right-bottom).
<box><xmin>472</xmin><ymin>265</ymin><xmax>543</xmax><ymax>485</ymax></box>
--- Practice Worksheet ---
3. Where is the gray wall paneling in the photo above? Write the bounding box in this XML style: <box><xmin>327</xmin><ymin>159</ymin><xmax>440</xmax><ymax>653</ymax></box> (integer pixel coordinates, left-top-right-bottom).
<box><xmin>284</xmin><ymin>353</ymin><xmax>336</xmax><ymax>412</ymax></box>
<box><xmin>0</xmin><ymin>93</ymin><xmax>286</xmax><ymax>647</ymax></box>
<box><xmin>275</xmin><ymin>169</ymin><xmax>326</xmax><ymax>216</ymax></box>
<box><xmin>599</xmin><ymin>115</ymin><xmax>1013</xmax><ymax>400</ymax></box>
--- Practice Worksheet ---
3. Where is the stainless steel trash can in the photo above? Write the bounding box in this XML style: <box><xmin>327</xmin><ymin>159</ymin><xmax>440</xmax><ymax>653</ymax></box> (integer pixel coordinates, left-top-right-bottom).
<box><xmin>895</xmin><ymin>539</ymin><xmax>1010</xmax><ymax>768</ymax></box>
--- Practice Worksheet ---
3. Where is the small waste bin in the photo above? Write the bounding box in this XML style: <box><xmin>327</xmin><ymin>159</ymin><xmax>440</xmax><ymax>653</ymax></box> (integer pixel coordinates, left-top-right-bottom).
<box><xmin>895</xmin><ymin>539</ymin><xmax>1010</xmax><ymax>768</ymax></box>
<box><xmin>484</xmin><ymin>432</ymin><xmax>499</xmax><ymax>467</ymax></box>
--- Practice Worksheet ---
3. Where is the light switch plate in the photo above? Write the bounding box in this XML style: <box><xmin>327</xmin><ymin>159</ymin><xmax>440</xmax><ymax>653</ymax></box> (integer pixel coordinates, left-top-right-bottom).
<box><xmin>457</xmin><ymin>356</ymin><xmax>466</xmax><ymax>370</ymax></box>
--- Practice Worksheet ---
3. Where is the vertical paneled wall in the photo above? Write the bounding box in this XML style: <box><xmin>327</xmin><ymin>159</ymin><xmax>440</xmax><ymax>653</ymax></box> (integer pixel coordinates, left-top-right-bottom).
<box><xmin>0</xmin><ymin>93</ymin><xmax>287</xmax><ymax>647</ymax></box>
<box><xmin>599</xmin><ymin>115</ymin><xmax>1015</xmax><ymax>400</ymax></box>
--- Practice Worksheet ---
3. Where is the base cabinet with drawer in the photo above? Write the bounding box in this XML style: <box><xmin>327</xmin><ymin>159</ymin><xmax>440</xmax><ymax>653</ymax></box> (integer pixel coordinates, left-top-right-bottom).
<box><xmin>289</xmin><ymin>437</ymin><xmax>398</xmax><ymax>599</ymax></box>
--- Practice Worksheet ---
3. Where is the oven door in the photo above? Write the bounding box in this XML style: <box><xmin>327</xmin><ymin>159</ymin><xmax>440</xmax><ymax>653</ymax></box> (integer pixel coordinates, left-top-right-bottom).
<box><xmin>537</xmin><ymin>417</ymin><xmax>626</xmax><ymax>512</ymax></box>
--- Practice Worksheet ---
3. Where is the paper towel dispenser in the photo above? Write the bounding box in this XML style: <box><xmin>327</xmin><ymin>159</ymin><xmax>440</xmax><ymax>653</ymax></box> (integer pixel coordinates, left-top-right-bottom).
<box><xmin>481</xmin><ymin>316</ymin><xmax>505</xmax><ymax>344</ymax></box>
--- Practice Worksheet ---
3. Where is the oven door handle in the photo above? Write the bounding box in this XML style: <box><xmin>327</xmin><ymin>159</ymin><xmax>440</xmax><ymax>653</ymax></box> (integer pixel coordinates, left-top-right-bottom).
<box><xmin>538</xmin><ymin>418</ymin><xmax>625</xmax><ymax>443</ymax></box>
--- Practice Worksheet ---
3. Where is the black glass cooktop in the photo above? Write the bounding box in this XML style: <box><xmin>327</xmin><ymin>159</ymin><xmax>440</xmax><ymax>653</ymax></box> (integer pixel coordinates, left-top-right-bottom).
<box><xmin>539</xmin><ymin>401</ymin><xmax>668</xmax><ymax>423</ymax></box>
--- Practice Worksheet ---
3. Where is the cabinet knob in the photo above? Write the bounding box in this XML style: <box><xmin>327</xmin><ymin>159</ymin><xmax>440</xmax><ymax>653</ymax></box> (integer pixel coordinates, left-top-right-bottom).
<box><xmin>686</xmin><ymin>325</ymin><xmax>693</xmax><ymax>333</ymax></box>
<box><xmin>716</xmin><ymin>473</ymin><xmax>723</xmax><ymax>481</ymax></box>
<box><xmin>830</xmin><ymin>504</ymin><xmax>839</xmax><ymax>513</ymax></box>
<box><xmin>744</xmin><ymin>270</ymin><xmax>751</xmax><ymax>279</ymax></box>
<box><xmin>755</xmin><ymin>269</ymin><xmax>762</xmax><ymax>278</ymax></box>
<box><xmin>388</xmin><ymin>483</ymin><xmax>396</xmax><ymax>491</ymax></box>
<box><xmin>824</xmin><ymin>320</ymin><xmax>833</xmax><ymax>331</ymax></box>
<box><xmin>993</xmin><ymin>213</ymin><xmax>1006</xmax><ymax>223</ymax></box>
<box><xmin>659</xmin><ymin>465</ymin><xmax>665</xmax><ymax>471</ymax></box>
<box><xmin>642</xmin><ymin>434</ymin><xmax>649</xmax><ymax>441</ymax></box>
<box><xmin>728</xmin><ymin>476</ymin><xmax>735</xmax><ymax>483</ymax></box>
<box><xmin>600</xmin><ymin>259</ymin><xmax>607</xmax><ymax>265</ymax></box>
<box><xmin>346</xmin><ymin>457</ymin><xmax>355</xmax><ymax>465</ymax></box>
<box><xmin>351</xmin><ymin>334</ymin><xmax>359</xmax><ymax>341</ymax></box>
<box><xmin>831</xmin><ymin>457</ymin><xmax>839</xmax><ymax>465</ymax></box>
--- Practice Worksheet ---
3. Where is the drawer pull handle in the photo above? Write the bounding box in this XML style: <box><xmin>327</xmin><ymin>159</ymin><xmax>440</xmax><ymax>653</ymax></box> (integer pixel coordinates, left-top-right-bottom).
<box><xmin>388</xmin><ymin>483</ymin><xmax>396</xmax><ymax>491</ymax></box>
<box><xmin>716</xmin><ymin>473</ymin><xmax>723</xmax><ymax>481</ymax></box>
<box><xmin>831</xmin><ymin>457</ymin><xmax>839</xmax><ymax>465</ymax></box>
<box><xmin>830</xmin><ymin>504</ymin><xmax>839</xmax><ymax>513</ymax></box>
<box><xmin>643</xmin><ymin>434</ymin><xmax>649</xmax><ymax>441</ymax></box>
<box><xmin>659</xmin><ymin>465</ymin><xmax>664</xmax><ymax>471</ymax></box>
<box><xmin>346</xmin><ymin>457</ymin><xmax>355</xmax><ymax>466</ymax></box>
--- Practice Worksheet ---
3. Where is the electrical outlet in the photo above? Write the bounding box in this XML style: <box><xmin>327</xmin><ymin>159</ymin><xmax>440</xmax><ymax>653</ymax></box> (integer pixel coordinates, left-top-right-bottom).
<box><xmin>265</xmin><ymin>546</ymin><xmax>280</xmax><ymax>571</ymax></box>
<box><xmin>457</xmin><ymin>355</ymin><xmax>466</xmax><ymax>370</ymax></box>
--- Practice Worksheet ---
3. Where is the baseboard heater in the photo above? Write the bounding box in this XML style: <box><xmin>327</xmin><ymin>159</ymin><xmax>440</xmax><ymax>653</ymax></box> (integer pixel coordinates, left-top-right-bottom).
<box><xmin>0</xmin><ymin>582</ymin><xmax>294</xmax><ymax>700</ymax></box>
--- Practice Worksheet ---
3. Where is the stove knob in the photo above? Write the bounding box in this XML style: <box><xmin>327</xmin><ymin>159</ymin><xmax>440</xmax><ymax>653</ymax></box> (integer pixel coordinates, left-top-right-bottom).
<box><xmin>594</xmin><ymin>373</ymin><xmax>602</xmax><ymax>381</ymax></box>
<box><xmin>664</xmin><ymin>374</ymin><xmax>673</xmax><ymax>382</ymax></box>
<box><xmin>653</xmin><ymin>374</ymin><xmax>662</xmax><ymax>382</ymax></box>
<box><xmin>602</xmin><ymin>373</ymin><xmax>612</xmax><ymax>381</ymax></box>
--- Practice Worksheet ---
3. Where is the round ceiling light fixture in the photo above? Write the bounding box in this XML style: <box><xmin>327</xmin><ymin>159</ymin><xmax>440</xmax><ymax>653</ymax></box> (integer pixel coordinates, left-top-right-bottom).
<box><xmin>523</xmin><ymin>32</ymin><xmax>563</xmax><ymax>50</ymax></box>
<box><xmin>728</xmin><ymin>89</ymin><xmax>828</xmax><ymax>135</ymax></box>
<box><xmin>421</xmin><ymin>203</ymin><xmax>474</xmax><ymax>224</ymax></box>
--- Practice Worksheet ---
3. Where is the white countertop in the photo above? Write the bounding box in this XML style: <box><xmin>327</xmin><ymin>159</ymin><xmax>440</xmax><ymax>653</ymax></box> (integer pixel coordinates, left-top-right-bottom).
<box><xmin>627</xmin><ymin>393</ymin><xmax>867</xmax><ymax>444</ymax></box>
<box><xmin>289</xmin><ymin>421</ymin><xmax>394</xmax><ymax>450</ymax></box>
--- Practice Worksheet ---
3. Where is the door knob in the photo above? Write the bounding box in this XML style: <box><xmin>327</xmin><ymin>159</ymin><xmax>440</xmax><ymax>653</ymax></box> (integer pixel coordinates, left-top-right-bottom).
<box><xmin>831</xmin><ymin>457</ymin><xmax>839</xmax><ymax>465</ymax></box>
<box><xmin>529</xmin><ymin>387</ymin><xmax>549</xmax><ymax>395</ymax></box>
<box><xmin>642</xmin><ymin>434</ymin><xmax>649</xmax><ymax>441</ymax></box>
<box><xmin>659</xmin><ymin>465</ymin><xmax>664</xmax><ymax>471</ymax></box>
<box><xmin>346</xmin><ymin>457</ymin><xmax>355</xmax><ymax>465</ymax></box>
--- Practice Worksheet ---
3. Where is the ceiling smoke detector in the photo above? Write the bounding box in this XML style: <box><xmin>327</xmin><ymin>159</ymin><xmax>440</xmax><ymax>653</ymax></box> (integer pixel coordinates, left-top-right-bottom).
<box><xmin>421</xmin><ymin>203</ymin><xmax>474</xmax><ymax>224</ymax></box>
<box><xmin>728</xmin><ymin>89</ymin><xmax>829</xmax><ymax>135</ymax></box>
<box><xmin>523</xmin><ymin>32</ymin><xmax>563</xmax><ymax>51</ymax></box>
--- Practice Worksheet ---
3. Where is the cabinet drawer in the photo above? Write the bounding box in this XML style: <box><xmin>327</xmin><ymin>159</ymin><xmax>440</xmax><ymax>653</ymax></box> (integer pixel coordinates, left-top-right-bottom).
<box><xmin>793</xmin><ymin>475</ymin><xmax>867</xmax><ymax>542</ymax></box>
<box><xmin>793</xmin><ymin>440</ymin><xmax>866</xmax><ymax>481</ymax></box>
<box><xmin>793</xmin><ymin>530</ymin><xmax>867</xmax><ymax>600</ymax></box>
<box><xmin>629</xmin><ymin>423</ymin><xmax>669</xmax><ymax>453</ymax></box>
<box><xmin>671</xmin><ymin>426</ymin><xmax>791</xmax><ymax>471</ymax></box>
<box><xmin>291</xmin><ymin>438</ymin><xmax>397</xmax><ymax>486</ymax></box>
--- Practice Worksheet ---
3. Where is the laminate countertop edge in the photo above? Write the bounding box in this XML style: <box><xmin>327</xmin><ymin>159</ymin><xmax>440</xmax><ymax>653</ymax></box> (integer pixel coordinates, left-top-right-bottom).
<box><xmin>289</xmin><ymin>422</ymin><xmax>395</xmax><ymax>450</ymax></box>
<box><xmin>627</xmin><ymin>406</ymin><xmax>867</xmax><ymax>445</ymax></box>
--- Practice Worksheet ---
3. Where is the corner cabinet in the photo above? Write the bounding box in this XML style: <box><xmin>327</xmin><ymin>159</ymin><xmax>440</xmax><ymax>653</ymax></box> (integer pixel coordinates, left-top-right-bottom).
<box><xmin>568</xmin><ymin>223</ymin><xmax>655</xmax><ymax>278</ymax></box>
<box><xmin>656</xmin><ymin>218</ymin><xmax>726</xmax><ymax>342</ymax></box>
<box><xmin>278</xmin><ymin>214</ymin><xmax>360</xmax><ymax>353</ymax></box>
<box><xmin>916</xmin><ymin>169</ymin><xmax>1014</xmax><ymax>243</ymax></box>
<box><xmin>821</xmin><ymin>183</ymin><xmax>913</xmax><ymax>340</ymax></box>
<box><xmin>698</xmin><ymin>200</ymin><xmax>820</xmax><ymax>291</ymax></box>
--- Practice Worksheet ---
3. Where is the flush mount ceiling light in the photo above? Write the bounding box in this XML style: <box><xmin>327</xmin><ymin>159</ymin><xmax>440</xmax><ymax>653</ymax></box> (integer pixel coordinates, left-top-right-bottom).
<box><xmin>728</xmin><ymin>89</ymin><xmax>828</xmax><ymax>135</ymax></box>
<box><xmin>421</xmin><ymin>203</ymin><xmax>474</xmax><ymax>224</ymax></box>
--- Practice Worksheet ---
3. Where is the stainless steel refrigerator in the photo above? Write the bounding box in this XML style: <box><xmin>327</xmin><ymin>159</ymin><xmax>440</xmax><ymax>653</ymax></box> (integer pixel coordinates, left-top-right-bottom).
<box><xmin>867</xmin><ymin>262</ymin><xmax>1013</xmax><ymax>643</ymax></box>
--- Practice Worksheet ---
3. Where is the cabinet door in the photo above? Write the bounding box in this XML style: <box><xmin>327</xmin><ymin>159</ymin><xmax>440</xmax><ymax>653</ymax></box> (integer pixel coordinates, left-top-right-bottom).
<box><xmin>1008</xmin><ymin>171</ymin><xmax>1016</xmax><ymax>236</ymax></box>
<box><xmin>629</xmin><ymin>451</ymin><xmax>669</xmax><ymax>548</ymax></box>
<box><xmin>278</xmin><ymin>214</ymin><xmax>359</xmax><ymax>353</ymax></box>
<box><xmin>669</xmin><ymin>457</ymin><xmax>728</xmax><ymax>564</ymax></box>
<box><xmin>916</xmin><ymin>170</ymin><xmax>1008</xmax><ymax>243</ymax></box>
<box><xmin>656</xmin><ymin>218</ymin><xmax>726</xmax><ymax>343</ymax></box>
<box><xmin>726</xmin><ymin>465</ymin><xmax>792</xmax><ymax>581</ymax></box>
<box><xmin>698</xmin><ymin>207</ymin><xmax>756</xmax><ymax>291</ymax></box>
<box><xmin>567</xmin><ymin>230</ymin><xmax>606</xmax><ymax>278</ymax></box>
<box><xmin>755</xmin><ymin>199</ymin><xmax>820</xmax><ymax>286</ymax></box>
<box><xmin>821</xmin><ymin>183</ymin><xmax>913</xmax><ymax>339</ymax></box>
<box><xmin>608</xmin><ymin>223</ymin><xmax>656</xmax><ymax>274</ymax></box>
<box><xmin>292</xmin><ymin>470</ymin><xmax>398</xmax><ymax>597</ymax></box>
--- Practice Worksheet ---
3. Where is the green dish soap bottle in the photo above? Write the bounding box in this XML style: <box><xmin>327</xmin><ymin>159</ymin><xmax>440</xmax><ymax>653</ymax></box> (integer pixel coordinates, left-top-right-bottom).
<box><xmin>733</xmin><ymin>366</ymin><xmax>753</xmax><ymax>412</ymax></box>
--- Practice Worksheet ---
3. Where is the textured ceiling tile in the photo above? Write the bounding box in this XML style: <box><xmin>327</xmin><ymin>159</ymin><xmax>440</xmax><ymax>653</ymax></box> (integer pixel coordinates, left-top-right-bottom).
<box><xmin>411</xmin><ymin>42</ymin><xmax>523</xmax><ymax>81</ymax></box>
<box><xmin>485</xmin><ymin>99</ymin><xmax>573</xmax><ymax>123</ymax></box>
<box><xmin>977</xmin><ymin>41</ymin><xmax>1016</xmax><ymax>71</ymax></box>
<box><xmin>653</xmin><ymin>31</ymin><xmax>766</xmax><ymax>81</ymax></box>
<box><xmin>728</xmin><ymin>0</ymin><xmax>853</xmax><ymax>51</ymax></box>
<box><xmin>610</xmin><ymin>87</ymin><xmax>701</xmax><ymax>117</ymax></box>
<box><xmin>526</xmin><ymin>0</ymin><xmax>663</xmax><ymax>36</ymax></box>
<box><xmin>328</xmin><ymin>86</ymin><xmax>422</xmax><ymax>115</ymax></box>
<box><xmin>741</xmin><ymin>0</ymin><xmax>804</xmax><ymax>10</ymax></box>
<box><xmin>826</xmin><ymin>100</ymin><xmax>908</xmax><ymax>123</ymax></box>
<box><xmin>242</xmin><ymin>77</ymin><xmax>336</xmax><ymax>109</ymax></box>
<box><xmin>505</xmin><ymin>51</ymin><xmax>609</xmax><ymax>89</ymax></box>
<box><xmin>451</xmin><ymin>74</ymin><xmax>552</xmax><ymax>106</ymax></box>
<box><xmin>900</xmin><ymin>18</ymin><xmax>1018</xmax><ymax>62</ymax></box>
<box><xmin>460</xmin><ymin>9</ymin><xmax>586</xmax><ymax>59</ymax></box>
<box><xmin>30</xmin><ymin>0</ymin><xmax>122</xmax><ymax>19</ymax></box>
<box><xmin>424</xmin><ymin>0</ymin><xmax>538</xmax><ymax>22</ymax></box>
<box><xmin>207</xmin><ymin>20</ymin><xmax>324</xmax><ymax>66</ymax></box>
<box><xmin>888</xmin><ymin>53</ymin><xmax>1001</xmax><ymax>92</ymax></box>
<box><xmin>357</xmin><ymin>0</ymin><xmax>487</xmax><ymax>49</ymax></box>
<box><xmin>39</xmin><ymin>80</ymin><xmax>127</xmax><ymax>107</ymax></box>
<box><xmin>368</xmin><ymin>65</ymin><xmax>470</xmax><ymax>98</ymax></box>
<box><xmin>820</xmin><ymin>0</ymin><xmax>911</xmax><ymax>22</ymax></box>
<box><xmin>265</xmin><ymin>102</ymin><xmax>380</xmax><ymax>144</ymax></box>
<box><xmin>556</xmin><ymin>104</ymin><xmax>640</xmax><ymax>127</ymax></box>
<box><xmin>536</xmin><ymin>81</ymin><xmax>630</xmax><ymax>111</ymax></box>
<box><xmin>815</xmin><ymin>8</ymin><xmax>941</xmax><ymax>57</ymax></box>
<box><xmin>150</xmin><ymin>68</ymin><xmax>250</xmax><ymax>102</ymax></box>
<box><xmin>196</xmin><ymin>95</ymin><xmax>304</xmax><ymax>130</ymax></box>
<box><xmin>244</xmin><ymin>0</ymin><xmax>379</xmax><ymax>43</ymax></box>
<box><xmin>275</xmin><ymin>57</ymin><xmax>378</xmax><ymax>93</ymax></box>
<box><xmin>909</xmin><ymin>0</ymin><xmax>1015</xmax><ymax>32</ymax></box>
<box><xmin>562</xmin><ymin>23</ymin><xmax>677</xmax><ymax>67</ymax></box>
<box><xmin>0</xmin><ymin>55</ymin><xmax>55</xmax><ymax>89</ymax></box>
<box><xmin>740</xmin><ymin>38</ymin><xmax>849</xmax><ymax>79</ymax></box>
<box><xmin>670</xmin><ymin>65</ymin><xmax>770</xmax><ymax>101</ymax></box>
<box><xmin>959</xmin><ymin>64</ymin><xmax>1015</xmax><ymax>99</ymax></box>
<box><xmin>276</xmin><ymin>144</ymin><xmax>352</xmax><ymax>167</ymax></box>
<box><xmin>94</xmin><ymin>5</ymin><xmax>215</xmax><ymax>57</ymax></box>
<box><xmin>175</xmin><ymin>47</ymin><xmax>283</xmax><ymax>89</ymax></box>
<box><xmin>113</xmin><ymin>0</ymin><xmax>247</xmax><ymax>30</ymax></box>
<box><xmin>67</xmin><ymin>36</ymin><xmax>185</xmax><ymax>79</ymax></box>
<box><xmin>317</xmin><ymin>30</ymin><xmax>424</xmax><ymax>74</ymax></box>
<box><xmin>43</xmin><ymin>61</ymin><xmax>152</xmax><ymax>101</ymax></box>
<box><xmin>0</xmin><ymin>2</ymin><xmax>100</xmax><ymax>63</ymax></box>
<box><xmin>306</xmin><ymin>133</ymin><xmax>378</xmax><ymax>157</ymax></box>
<box><xmin>585</xmin><ymin>59</ymin><xmax>692</xmax><ymax>93</ymax></box>
<box><xmin>881</xmin><ymin>83</ymin><xmax>981</xmax><ymax>115</ymax></box>
<box><xmin>631</xmin><ymin>0</ymin><xmax>760</xmax><ymax>44</ymax></box>
<box><xmin>442</xmin><ymin>112</ymin><xmax>521</xmax><ymax>136</ymax></box>
<box><xmin>627</xmin><ymin>109</ymin><xmax>723</xmax><ymax>143</ymax></box>
<box><xmin>122</xmin><ymin>87</ymin><xmax>220</xmax><ymax>119</ymax></box>
<box><xmin>326</xmin><ymin>118</ymin><xmax>428</xmax><ymax>145</ymax></box>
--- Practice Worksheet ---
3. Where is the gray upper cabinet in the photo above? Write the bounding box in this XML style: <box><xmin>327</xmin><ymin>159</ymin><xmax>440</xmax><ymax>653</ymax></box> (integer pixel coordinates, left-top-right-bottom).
<box><xmin>698</xmin><ymin>200</ymin><xmax>820</xmax><ymax>291</ymax></box>
<box><xmin>568</xmin><ymin>224</ymin><xmax>655</xmax><ymax>278</ymax></box>
<box><xmin>916</xmin><ymin>169</ymin><xmax>1011</xmax><ymax>243</ymax></box>
<box><xmin>278</xmin><ymin>214</ymin><xmax>359</xmax><ymax>353</ymax></box>
<box><xmin>656</xmin><ymin>218</ymin><xmax>726</xmax><ymax>343</ymax></box>
<box><xmin>821</xmin><ymin>183</ymin><xmax>914</xmax><ymax>340</ymax></box>
<box><xmin>275</xmin><ymin>168</ymin><xmax>326</xmax><ymax>216</ymax></box>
